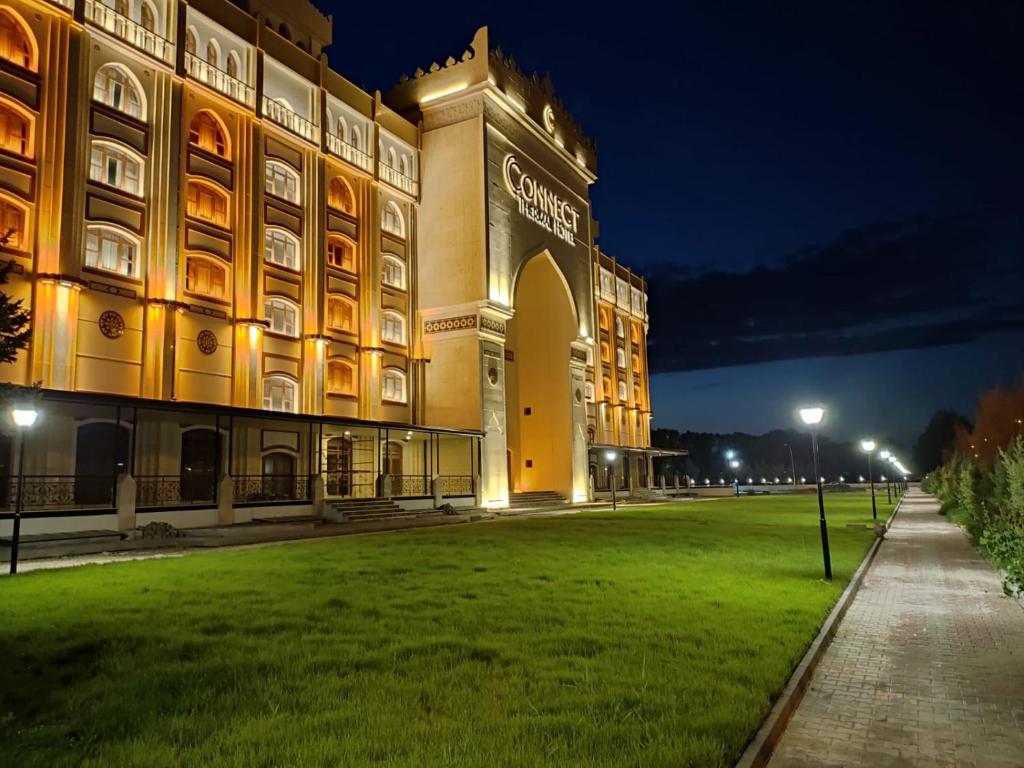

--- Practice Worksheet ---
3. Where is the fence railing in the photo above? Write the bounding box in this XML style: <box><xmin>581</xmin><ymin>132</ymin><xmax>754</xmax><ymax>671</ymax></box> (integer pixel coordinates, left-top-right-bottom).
<box><xmin>438</xmin><ymin>475</ymin><xmax>474</xmax><ymax>496</ymax></box>
<box><xmin>136</xmin><ymin>475</ymin><xmax>216</xmax><ymax>507</ymax></box>
<box><xmin>184</xmin><ymin>53</ymin><xmax>254</xmax><ymax>106</ymax></box>
<box><xmin>262</xmin><ymin>97</ymin><xmax>318</xmax><ymax>143</ymax></box>
<box><xmin>84</xmin><ymin>0</ymin><xmax>173</xmax><ymax>64</ymax></box>
<box><xmin>234</xmin><ymin>474</ymin><xmax>311</xmax><ymax>504</ymax></box>
<box><xmin>1</xmin><ymin>474</ymin><xmax>117</xmax><ymax>511</ymax></box>
<box><xmin>392</xmin><ymin>475</ymin><xmax>429</xmax><ymax>497</ymax></box>
<box><xmin>326</xmin><ymin>133</ymin><xmax>374</xmax><ymax>172</ymax></box>
<box><xmin>378</xmin><ymin>163</ymin><xmax>418</xmax><ymax>196</ymax></box>
<box><xmin>324</xmin><ymin>469</ymin><xmax>377</xmax><ymax>499</ymax></box>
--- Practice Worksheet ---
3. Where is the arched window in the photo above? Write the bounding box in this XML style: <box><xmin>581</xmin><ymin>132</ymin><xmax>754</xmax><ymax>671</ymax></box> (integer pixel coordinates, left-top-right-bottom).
<box><xmin>278</xmin><ymin>22</ymin><xmax>290</xmax><ymax>39</ymax></box>
<box><xmin>381</xmin><ymin>254</ymin><xmax>405</xmax><ymax>290</ymax></box>
<box><xmin>139</xmin><ymin>1</ymin><xmax>156</xmax><ymax>32</ymax></box>
<box><xmin>74</xmin><ymin>422</ymin><xmax>129</xmax><ymax>504</ymax></box>
<box><xmin>205</xmin><ymin>39</ymin><xmax>219</xmax><ymax>69</ymax></box>
<box><xmin>185</xmin><ymin>254</ymin><xmax>228</xmax><ymax>299</ymax></box>
<box><xmin>399</xmin><ymin>154</ymin><xmax>409</xmax><ymax>178</ymax></box>
<box><xmin>85</xmin><ymin>225</ymin><xmax>138</xmax><ymax>278</ymax></box>
<box><xmin>618</xmin><ymin>380</ymin><xmax>627</xmax><ymax>402</ymax></box>
<box><xmin>584</xmin><ymin>381</ymin><xmax>595</xmax><ymax>402</ymax></box>
<box><xmin>0</xmin><ymin>195</ymin><xmax>26</xmax><ymax>249</ymax></box>
<box><xmin>615</xmin><ymin>346</ymin><xmax>626</xmax><ymax>369</ymax></box>
<box><xmin>89</xmin><ymin>140</ymin><xmax>143</xmax><ymax>197</ymax></box>
<box><xmin>186</xmin><ymin>180</ymin><xmax>229</xmax><ymax>227</ymax></box>
<box><xmin>326</xmin><ymin>295</ymin><xmax>355</xmax><ymax>333</ymax></box>
<box><xmin>189</xmin><ymin>110</ymin><xmax>229</xmax><ymax>159</ymax></box>
<box><xmin>263</xmin><ymin>376</ymin><xmax>296</xmax><ymax>412</ymax></box>
<box><xmin>336</xmin><ymin>115</ymin><xmax>347</xmax><ymax>140</ymax></box>
<box><xmin>599</xmin><ymin>307</ymin><xmax>610</xmax><ymax>331</ymax></box>
<box><xmin>263</xmin><ymin>297</ymin><xmax>299</xmax><ymax>336</ymax></box>
<box><xmin>633</xmin><ymin>384</ymin><xmax>642</xmax><ymax>404</ymax></box>
<box><xmin>326</xmin><ymin>235</ymin><xmax>354</xmax><ymax>272</ymax></box>
<box><xmin>0</xmin><ymin>100</ymin><xmax>30</xmax><ymax>157</ymax></box>
<box><xmin>262</xmin><ymin>450</ymin><xmax>296</xmax><ymax>497</ymax></box>
<box><xmin>381</xmin><ymin>310</ymin><xmax>405</xmax><ymax>346</ymax></box>
<box><xmin>349</xmin><ymin>125</ymin><xmax>361</xmax><ymax>150</ymax></box>
<box><xmin>386</xmin><ymin>146</ymin><xmax>397</xmax><ymax>168</ymax></box>
<box><xmin>325</xmin><ymin>436</ymin><xmax>352</xmax><ymax>496</ymax></box>
<box><xmin>264</xmin><ymin>227</ymin><xmax>299</xmax><ymax>270</ymax></box>
<box><xmin>184</xmin><ymin>27</ymin><xmax>197</xmax><ymax>55</ymax></box>
<box><xmin>93</xmin><ymin>65</ymin><xmax>144</xmax><ymax>119</ymax></box>
<box><xmin>384</xmin><ymin>441</ymin><xmax>403</xmax><ymax>475</ymax></box>
<box><xmin>382</xmin><ymin>368</ymin><xmax>406</xmax><ymax>404</ymax></box>
<box><xmin>631</xmin><ymin>322</ymin><xmax>641</xmax><ymax>344</ymax></box>
<box><xmin>615</xmin><ymin>316</ymin><xmax>624</xmax><ymax>338</ymax></box>
<box><xmin>602</xmin><ymin>375</ymin><xmax>612</xmax><ymax>399</ymax></box>
<box><xmin>112</xmin><ymin>0</ymin><xmax>128</xmax><ymax>16</ymax></box>
<box><xmin>180</xmin><ymin>428</ymin><xmax>220</xmax><ymax>502</ymax></box>
<box><xmin>327</xmin><ymin>359</ymin><xmax>355</xmax><ymax>395</ymax></box>
<box><xmin>631</xmin><ymin>352</ymin><xmax>641</xmax><ymax>373</ymax></box>
<box><xmin>600</xmin><ymin>340</ymin><xmax>610</xmax><ymax>363</ymax></box>
<box><xmin>327</xmin><ymin>177</ymin><xmax>354</xmax><ymax>213</ymax></box>
<box><xmin>0</xmin><ymin>9</ymin><xmax>35</xmax><ymax>71</ymax></box>
<box><xmin>381</xmin><ymin>201</ymin><xmax>404</xmax><ymax>238</ymax></box>
<box><xmin>264</xmin><ymin>159</ymin><xmax>300</xmax><ymax>203</ymax></box>
<box><xmin>226</xmin><ymin>51</ymin><xmax>239</xmax><ymax>79</ymax></box>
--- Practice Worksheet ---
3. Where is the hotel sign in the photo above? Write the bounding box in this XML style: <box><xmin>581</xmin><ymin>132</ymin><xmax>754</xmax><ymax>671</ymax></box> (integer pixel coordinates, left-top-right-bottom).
<box><xmin>503</xmin><ymin>154</ymin><xmax>580</xmax><ymax>246</ymax></box>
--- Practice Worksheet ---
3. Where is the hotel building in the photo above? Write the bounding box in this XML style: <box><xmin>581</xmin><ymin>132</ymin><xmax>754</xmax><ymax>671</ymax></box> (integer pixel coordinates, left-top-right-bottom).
<box><xmin>0</xmin><ymin>1</ymin><xmax>656</xmax><ymax>534</ymax></box>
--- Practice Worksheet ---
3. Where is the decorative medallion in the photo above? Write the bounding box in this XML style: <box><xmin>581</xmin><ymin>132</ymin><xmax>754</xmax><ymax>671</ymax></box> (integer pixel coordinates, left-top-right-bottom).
<box><xmin>98</xmin><ymin>310</ymin><xmax>125</xmax><ymax>339</ymax></box>
<box><xmin>197</xmin><ymin>330</ymin><xmax>218</xmax><ymax>355</ymax></box>
<box><xmin>575</xmin><ymin>388</ymin><xmax>583</xmax><ymax>403</ymax></box>
<box><xmin>542</xmin><ymin>104</ymin><xmax>556</xmax><ymax>134</ymax></box>
<box><xmin>487</xmin><ymin>366</ymin><xmax>499</xmax><ymax>386</ymax></box>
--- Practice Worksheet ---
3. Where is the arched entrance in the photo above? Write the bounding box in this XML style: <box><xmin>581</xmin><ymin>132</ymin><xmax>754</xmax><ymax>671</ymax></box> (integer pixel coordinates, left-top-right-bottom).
<box><xmin>505</xmin><ymin>252</ymin><xmax>578</xmax><ymax>497</ymax></box>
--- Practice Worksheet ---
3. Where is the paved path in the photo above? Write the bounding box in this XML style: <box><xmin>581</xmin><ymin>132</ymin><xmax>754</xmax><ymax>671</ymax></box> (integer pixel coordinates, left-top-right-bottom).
<box><xmin>770</xmin><ymin>488</ymin><xmax>1024</xmax><ymax>768</ymax></box>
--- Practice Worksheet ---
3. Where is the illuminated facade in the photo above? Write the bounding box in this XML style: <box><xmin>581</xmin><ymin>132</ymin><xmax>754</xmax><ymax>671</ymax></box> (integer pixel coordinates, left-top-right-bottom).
<box><xmin>0</xmin><ymin>7</ymin><xmax>652</xmax><ymax>533</ymax></box>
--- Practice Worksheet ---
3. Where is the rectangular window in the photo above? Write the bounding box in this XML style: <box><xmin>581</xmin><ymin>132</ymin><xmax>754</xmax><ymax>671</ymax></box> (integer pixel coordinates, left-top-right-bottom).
<box><xmin>382</xmin><ymin>313</ymin><xmax>404</xmax><ymax>345</ymax></box>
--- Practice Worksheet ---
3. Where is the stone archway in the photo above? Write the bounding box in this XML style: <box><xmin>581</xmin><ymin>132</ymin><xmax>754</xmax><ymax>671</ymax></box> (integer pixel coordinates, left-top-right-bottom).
<box><xmin>505</xmin><ymin>252</ymin><xmax>579</xmax><ymax>497</ymax></box>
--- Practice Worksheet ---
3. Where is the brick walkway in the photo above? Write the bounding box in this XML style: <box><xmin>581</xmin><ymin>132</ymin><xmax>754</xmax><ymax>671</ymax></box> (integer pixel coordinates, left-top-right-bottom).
<box><xmin>769</xmin><ymin>488</ymin><xmax>1024</xmax><ymax>768</ymax></box>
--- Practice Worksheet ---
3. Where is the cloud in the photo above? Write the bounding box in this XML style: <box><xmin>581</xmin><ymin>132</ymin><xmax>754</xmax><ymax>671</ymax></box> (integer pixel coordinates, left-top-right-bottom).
<box><xmin>647</xmin><ymin>214</ymin><xmax>1024</xmax><ymax>372</ymax></box>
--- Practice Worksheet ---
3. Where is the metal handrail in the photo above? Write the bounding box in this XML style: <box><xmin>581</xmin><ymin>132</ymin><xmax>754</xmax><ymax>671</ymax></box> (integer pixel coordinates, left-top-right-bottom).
<box><xmin>262</xmin><ymin>97</ymin><xmax>318</xmax><ymax>143</ymax></box>
<box><xmin>2</xmin><ymin>474</ymin><xmax>118</xmax><ymax>510</ymax></box>
<box><xmin>233</xmin><ymin>473</ymin><xmax>311</xmax><ymax>503</ymax></box>
<box><xmin>326</xmin><ymin>133</ymin><xmax>373</xmax><ymax>172</ymax></box>
<box><xmin>377</xmin><ymin>163</ymin><xmax>418</xmax><ymax>196</ymax></box>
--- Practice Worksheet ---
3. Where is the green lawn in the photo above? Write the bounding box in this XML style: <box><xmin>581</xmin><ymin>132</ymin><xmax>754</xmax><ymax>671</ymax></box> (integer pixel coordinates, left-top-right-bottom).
<box><xmin>0</xmin><ymin>493</ymin><xmax>891</xmax><ymax>768</ymax></box>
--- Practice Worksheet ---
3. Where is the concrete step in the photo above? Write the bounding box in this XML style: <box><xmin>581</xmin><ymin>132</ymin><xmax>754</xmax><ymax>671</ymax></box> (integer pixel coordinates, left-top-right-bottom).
<box><xmin>0</xmin><ymin>529</ymin><xmax>127</xmax><ymax>548</ymax></box>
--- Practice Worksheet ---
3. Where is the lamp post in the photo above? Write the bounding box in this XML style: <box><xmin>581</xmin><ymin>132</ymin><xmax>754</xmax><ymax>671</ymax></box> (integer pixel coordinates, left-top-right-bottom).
<box><xmin>799</xmin><ymin>406</ymin><xmax>831</xmax><ymax>580</ymax></box>
<box><xmin>729</xmin><ymin>458</ymin><xmax>740</xmax><ymax>496</ymax></box>
<box><xmin>784</xmin><ymin>442</ymin><xmax>797</xmax><ymax>487</ymax></box>
<box><xmin>605</xmin><ymin>450</ymin><xmax>618</xmax><ymax>511</ymax></box>
<box><xmin>8</xmin><ymin>406</ymin><xmax>39</xmax><ymax>575</ymax></box>
<box><xmin>880</xmin><ymin>450</ymin><xmax>892</xmax><ymax>503</ymax></box>
<box><xmin>860</xmin><ymin>439</ymin><xmax>877</xmax><ymax>521</ymax></box>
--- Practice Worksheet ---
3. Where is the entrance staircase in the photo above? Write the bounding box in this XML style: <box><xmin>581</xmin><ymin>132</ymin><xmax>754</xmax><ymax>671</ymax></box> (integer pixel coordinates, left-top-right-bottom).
<box><xmin>325</xmin><ymin>498</ymin><xmax>432</xmax><ymax>524</ymax></box>
<box><xmin>506</xmin><ymin>491</ymin><xmax>569</xmax><ymax>511</ymax></box>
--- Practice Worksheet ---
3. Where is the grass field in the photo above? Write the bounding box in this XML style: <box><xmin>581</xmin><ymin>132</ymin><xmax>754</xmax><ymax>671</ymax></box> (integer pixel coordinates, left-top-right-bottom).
<box><xmin>0</xmin><ymin>493</ymin><xmax>892</xmax><ymax>767</ymax></box>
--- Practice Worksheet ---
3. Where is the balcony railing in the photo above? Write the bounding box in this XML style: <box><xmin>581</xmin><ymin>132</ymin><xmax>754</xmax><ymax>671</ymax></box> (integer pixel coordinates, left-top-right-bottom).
<box><xmin>234</xmin><ymin>474</ymin><xmax>311</xmax><ymax>504</ymax></box>
<box><xmin>326</xmin><ymin>132</ymin><xmax>374</xmax><ymax>172</ymax></box>
<box><xmin>439</xmin><ymin>475</ymin><xmax>475</xmax><ymax>497</ymax></box>
<box><xmin>185</xmin><ymin>53</ymin><xmax>254</xmax><ymax>107</ymax></box>
<box><xmin>2</xmin><ymin>475</ymin><xmax>117</xmax><ymax>511</ymax></box>
<box><xmin>325</xmin><ymin>470</ymin><xmax>377</xmax><ymax>499</ymax></box>
<box><xmin>262</xmin><ymin>97</ymin><xmax>318</xmax><ymax>144</ymax></box>
<box><xmin>48</xmin><ymin>0</ymin><xmax>74</xmax><ymax>10</ymax></box>
<box><xmin>136</xmin><ymin>475</ymin><xmax>216</xmax><ymax>507</ymax></box>
<box><xmin>84</xmin><ymin>0</ymin><xmax>173</xmax><ymax>65</ymax></box>
<box><xmin>392</xmin><ymin>475</ymin><xmax>429</xmax><ymax>497</ymax></box>
<box><xmin>378</xmin><ymin>163</ymin><xmax>419</xmax><ymax>197</ymax></box>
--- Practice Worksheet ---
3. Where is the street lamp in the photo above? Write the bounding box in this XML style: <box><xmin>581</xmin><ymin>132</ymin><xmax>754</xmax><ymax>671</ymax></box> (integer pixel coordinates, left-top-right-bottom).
<box><xmin>799</xmin><ymin>405</ymin><xmax>832</xmax><ymax>580</ymax></box>
<box><xmin>860</xmin><ymin>439</ymin><xmax>878</xmax><ymax>521</ymax></box>
<box><xmin>879</xmin><ymin>450</ymin><xmax>892</xmax><ymax>503</ymax></box>
<box><xmin>729</xmin><ymin>458</ymin><xmax>741</xmax><ymax>496</ymax></box>
<box><xmin>8</xmin><ymin>405</ymin><xmax>39</xmax><ymax>575</ymax></box>
<box><xmin>605</xmin><ymin>450</ymin><xmax>618</xmax><ymax>511</ymax></box>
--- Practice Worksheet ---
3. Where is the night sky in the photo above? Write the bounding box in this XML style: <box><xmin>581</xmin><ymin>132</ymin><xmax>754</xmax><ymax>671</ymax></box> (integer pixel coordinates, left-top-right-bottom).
<box><xmin>316</xmin><ymin>0</ymin><xmax>1023</xmax><ymax>448</ymax></box>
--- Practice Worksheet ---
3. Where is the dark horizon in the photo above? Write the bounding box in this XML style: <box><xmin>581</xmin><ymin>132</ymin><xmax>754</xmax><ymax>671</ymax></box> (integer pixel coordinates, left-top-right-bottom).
<box><xmin>316</xmin><ymin>0</ymin><xmax>1024</xmax><ymax>447</ymax></box>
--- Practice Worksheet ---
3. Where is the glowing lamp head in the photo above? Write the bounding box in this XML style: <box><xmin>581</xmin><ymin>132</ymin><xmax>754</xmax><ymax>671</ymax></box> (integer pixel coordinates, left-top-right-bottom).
<box><xmin>11</xmin><ymin>408</ymin><xmax>38</xmax><ymax>428</ymax></box>
<box><xmin>605</xmin><ymin>450</ymin><xmax>617</xmax><ymax>463</ymax></box>
<box><xmin>860</xmin><ymin>439</ymin><xmax>876</xmax><ymax>453</ymax></box>
<box><xmin>724</xmin><ymin>449</ymin><xmax>736</xmax><ymax>460</ymax></box>
<box><xmin>798</xmin><ymin>406</ymin><xmax>825</xmax><ymax>426</ymax></box>
<box><xmin>729</xmin><ymin>459</ymin><xmax>740</xmax><ymax>469</ymax></box>
<box><xmin>880</xmin><ymin>450</ymin><xmax>891</xmax><ymax>460</ymax></box>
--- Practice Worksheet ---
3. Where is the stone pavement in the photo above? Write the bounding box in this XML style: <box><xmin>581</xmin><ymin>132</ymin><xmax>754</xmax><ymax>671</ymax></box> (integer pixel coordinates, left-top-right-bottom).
<box><xmin>769</xmin><ymin>488</ymin><xmax>1024</xmax><ymax>768</ymax></box>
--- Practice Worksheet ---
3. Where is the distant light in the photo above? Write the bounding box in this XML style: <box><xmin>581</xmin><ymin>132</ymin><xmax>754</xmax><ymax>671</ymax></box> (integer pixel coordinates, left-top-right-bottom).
<box><xmin>705</xmin><ymin>478</ymin><xmax>710</xmax><ymax>485</ymax></box>
<box><xmin>798</xmin><ymin>406</ymin><xmax>825</xmax><ymax>426</ymax></box>
<box><xmin>718</xmin><ymin>478</ymin><xmax>724</xmax><ymax>484</ymax></box>
<box><xmin>729</xmin><ymin>459</ymin><xmax>740</xmax><ymax>469</ymax></box>
<box><xmin>747</xmin><ymin>477</ymin><xmax>753</xmax><ymax>483</ymax></box>
<box><xmin>881</xmin><ymin>474</ymin><xmax>887</xmax><ymax>481</ymax></box>
<box><xmin>860</xmin><ymin>439</ymin><xmax>876</xmax><ymax>453</ymax></box>
<box><xmin>880</xmin><ymin>450</ymin><xmax>891</xmax><ymax>460</ymax></box>
<box><xmin>800</xmin><ymin>476</ymin><xmax>806</xmax><ymax>483</ymax></box>
<box><xmin>760</xmin><ymin>477</ymin><xmax>767</xmax><ymax>484</ymax></box>
<box><xmin>820</xmin><ymin>476</ymin><xmax>826</xmax><ymax>482</ymax></box>
<box><xmin>605</xmin><ymin>450</ymin><xmax>617</xmax><ymax>462</ymax></box>
<box><xmin>725</xmin><ymin>449</ymin><xmax>736</xmax><ymax>460</ymax></box>
<box><xmin>11</xmin><ymin>409</ymin><xmax>37</xmax><ymax>428</ymax></box>
<box><xmin>858</xmin><ymin>475</ymin><xmax>865</xmax><ymax>482</ymax></box>
<box><xmin>774</xmin><ymin>477</ymin><xmax>780</xmax><ymax>483</ymax></box>
<box><xmin>839</xmin><ymin>475</ymin><xmax>845</xmax><ymax>482</ymax></box>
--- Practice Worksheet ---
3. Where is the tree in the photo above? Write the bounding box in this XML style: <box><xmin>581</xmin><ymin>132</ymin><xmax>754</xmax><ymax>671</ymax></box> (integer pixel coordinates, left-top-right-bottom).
<box><xmin>913</xmin><ymin>410</ymin><xmax>972</xmax><ymax>473</ymax></box>
<box><xmin>0</xmin><ymin>228</ymin><xmax>30</xmax><ymax>364</ymax></box>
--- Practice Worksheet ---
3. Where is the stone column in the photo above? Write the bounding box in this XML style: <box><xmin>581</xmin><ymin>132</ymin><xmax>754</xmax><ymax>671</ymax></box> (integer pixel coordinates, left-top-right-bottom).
<box><xmin>116</xmin><ymin>473</ymin><xmax>137</xmax><ymax>532</ymax></box>
<box><xmin>217</xmin><ymin>474</ymin><xmax>234</xmax><ymax>525</ymax></box>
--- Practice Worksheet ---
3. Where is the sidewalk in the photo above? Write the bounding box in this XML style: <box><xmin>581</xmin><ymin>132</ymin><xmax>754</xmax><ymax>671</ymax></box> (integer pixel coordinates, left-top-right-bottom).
<box><xmin>769</xmin><ymin>488</ymin><xmax>1024</xmax><ymax>767</ymax></box>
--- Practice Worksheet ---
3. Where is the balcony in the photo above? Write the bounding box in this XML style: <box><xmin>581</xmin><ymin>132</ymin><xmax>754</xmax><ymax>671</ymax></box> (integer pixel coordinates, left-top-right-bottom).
<box><xmin>85</xmin><ymin>0</ymin><xmax>173</xmax><ymax>65</ymax></box>
<box><xmin>185</xmin><ymin>52</ymin><xmax>254</xmax><ymax>108</ymax></box>
<box><xmin>262</xmin><ymin>96</ymin><xmax>318</xmax><ymax>144</ymax></box>
<box><xmin>326</xmin><ymin>132</ymin><xmax>373</xmax><ymax>173</ymax></box>
<box><xmin>378</xmin><ymin>162</ymin><xmax>419</xmax><ymax>197</ymax></box>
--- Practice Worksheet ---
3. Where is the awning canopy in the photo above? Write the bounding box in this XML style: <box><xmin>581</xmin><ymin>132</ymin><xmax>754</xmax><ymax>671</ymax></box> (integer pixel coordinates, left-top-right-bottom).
<box><xmin>589</xmin><ymin>443</ymin><xmax>688</xmax><ymax>457</ymax></box>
